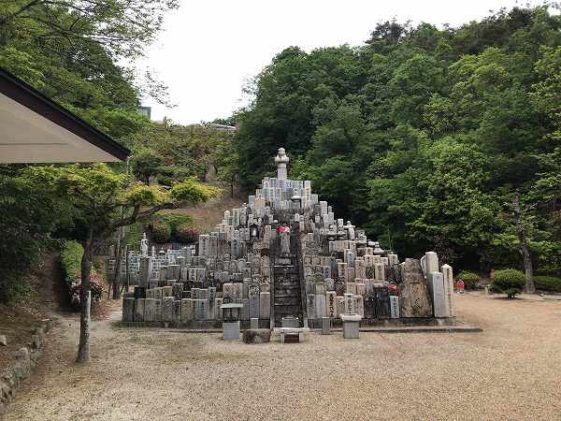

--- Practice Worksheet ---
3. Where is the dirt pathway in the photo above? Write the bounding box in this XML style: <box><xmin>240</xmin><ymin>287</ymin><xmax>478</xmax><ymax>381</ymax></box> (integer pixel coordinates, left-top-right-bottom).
<box><xmin>5</xmin><ymin>293</ymin><xmax>561</xmax><ymax>420</ymax></box>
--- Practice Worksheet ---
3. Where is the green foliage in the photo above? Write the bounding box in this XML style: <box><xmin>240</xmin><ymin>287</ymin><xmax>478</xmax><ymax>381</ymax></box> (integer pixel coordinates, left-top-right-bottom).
<box><xmin>533</xmin><ymin>276</ymin><xmax>561</xmax><ymax>293</ymax></box>
<box><xmin>61</xmin><ymin>241</ymin><xmax>84</xmax><ymax>283</ymax></box>
<box><xmin>0</xmin><ymin>167</ymin><xmax>71</xmax><ymax>302</ymax></box>
<box><xmin>150</xmin><ymin>219</ymin><xmax>172</xmax><ymax>243</ymax></box>
<box><xmin>131</xmin><ymin>149</ymin><xmax>165</xmax><ymax>184</ymax></box>
<box><xmin>491</xmin><ymin>269</ymin><xmax>527</xmax><ymax>298</ymax></box>
<box><xmin>157</xmin><ymin>213</ymin><xmax>193</xmax><ymax>232</ymax></box>
<box><xmin>457</xmin><ymin>271</ymin><xmax>480</xmax><ymax>290</ymax></box>
<box><xmin>236</xmin><ymin>5</ymin><xmax>561</xmax><ymax>271</ymax></box>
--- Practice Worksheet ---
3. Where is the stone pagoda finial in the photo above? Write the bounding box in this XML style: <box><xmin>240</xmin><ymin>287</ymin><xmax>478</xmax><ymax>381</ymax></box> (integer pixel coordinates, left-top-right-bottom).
<box><xmin>274</xmin><ymin>147</ymin><xmax>289</xmax><ymax>180</ymax></box>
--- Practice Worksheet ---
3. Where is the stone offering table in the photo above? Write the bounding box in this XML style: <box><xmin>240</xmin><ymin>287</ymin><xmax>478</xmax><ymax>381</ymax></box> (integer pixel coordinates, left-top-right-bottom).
<box><xmin>274</xmin><ymin>327</ymin><xmax>307</xmax><ymax>343</ymax></box>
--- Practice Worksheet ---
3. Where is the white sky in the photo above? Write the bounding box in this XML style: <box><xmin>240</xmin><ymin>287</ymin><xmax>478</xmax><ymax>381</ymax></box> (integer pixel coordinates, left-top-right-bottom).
<box><xmin>140</xmin><ymin>0</ymin><xmax>541</xmax><ymax>124</ymax></box>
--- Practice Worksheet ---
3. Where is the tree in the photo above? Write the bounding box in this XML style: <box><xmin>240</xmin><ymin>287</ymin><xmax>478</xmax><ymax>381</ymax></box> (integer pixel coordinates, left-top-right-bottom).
<box><xmin>26</xmin><ymin>164</ymin><xmax>218</xmax><ymax>362</ymax></box>
<box><xmin>131</xmin><ymin>148</ymin><xmax>165</xmax><ymax>185</ymax></box>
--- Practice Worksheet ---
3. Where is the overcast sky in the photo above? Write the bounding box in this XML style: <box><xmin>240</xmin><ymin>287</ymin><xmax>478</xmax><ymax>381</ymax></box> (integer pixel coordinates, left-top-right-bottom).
<box><xmin>140</xmin><ymin>0</ymin><xmax>541</xmax><ymax>125</ymax></box>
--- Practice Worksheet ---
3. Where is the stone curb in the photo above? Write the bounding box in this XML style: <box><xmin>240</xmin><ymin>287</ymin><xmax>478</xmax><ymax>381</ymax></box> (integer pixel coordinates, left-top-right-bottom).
<box><xmin>0</xmin><ymin>319</ymin><xmax>52</xmax><ymax>416</ymax></box>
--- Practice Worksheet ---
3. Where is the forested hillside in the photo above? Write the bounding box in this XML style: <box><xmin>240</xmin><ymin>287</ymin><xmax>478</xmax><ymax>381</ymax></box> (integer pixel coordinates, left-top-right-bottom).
<box><xmin>0</xmin><ymin>0</ymin><xmax>236</xmax><ymax>303</ymax></box>
<box><xmin>236</xmin><ymin>6</ymin><xmax>561</xmax><ymax>273</ymax></box>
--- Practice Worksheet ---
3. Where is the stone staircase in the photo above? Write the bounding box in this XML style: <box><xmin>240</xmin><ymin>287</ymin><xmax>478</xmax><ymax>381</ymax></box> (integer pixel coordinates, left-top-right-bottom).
<box><xmin>271</xmin><ymin>235</ymin><xmax>303</xmax><ymax>326</ymax></box>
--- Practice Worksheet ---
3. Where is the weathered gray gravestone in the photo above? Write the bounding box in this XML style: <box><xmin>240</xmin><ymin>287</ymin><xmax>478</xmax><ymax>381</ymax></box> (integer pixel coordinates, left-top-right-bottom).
<box><xmin>400</xmin><ymin>259</ymin><xmax>432</xmax><ymax>318</ymax></box>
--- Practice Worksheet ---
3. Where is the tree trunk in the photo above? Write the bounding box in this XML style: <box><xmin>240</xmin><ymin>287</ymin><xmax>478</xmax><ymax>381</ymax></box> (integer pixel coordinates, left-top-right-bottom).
<box><xmin>513</xmin><ymin>192</ymin><xmax>535</xmax><ymax>294</ymax></box>
<box><xmin>112</xmin><ymin>228</ymin><xmax>124</xmax><ymax>300</ymax></box>
<box><xmin>76</xmin><ymin>230</ymin><xmax>93</xmax><ymax>363</ymax></box>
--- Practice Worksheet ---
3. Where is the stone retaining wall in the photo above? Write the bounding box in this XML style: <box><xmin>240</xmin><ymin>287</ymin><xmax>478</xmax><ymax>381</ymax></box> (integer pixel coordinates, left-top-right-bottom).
<box><xmin>0</xmin><ymin>320</ymin><xmax>51</xmax><ymax>416</ymax></box>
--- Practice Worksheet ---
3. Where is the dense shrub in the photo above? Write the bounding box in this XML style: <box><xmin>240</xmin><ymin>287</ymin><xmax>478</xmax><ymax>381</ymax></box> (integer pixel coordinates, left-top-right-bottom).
<box><xmin>61</xmin><ymin>240</ymin><xmax>83</xmax><ymax>284</ymax></box>
<box><xmin>457</xmin><ymin>271</ymin><xmax>480</xmax><ymax>290</ymax></box>
<box><xmin>158</xmin><ymin>213</ymin><xmax>192</xmax><ymax>231</ymax></box>
<box><xmin>175</xmin><ymin>224</ymin><xmax>199</xmax><ymax>244</ymax></box>
<box><xmin>534</xmin><ymin>276</ymin><xmax>561</xmax><ymax>293</ymax></box>
<box><xmin>491</xmin><ymin>269</ymin><xmax>527</xmax><ymax>298</ymax></box>
<box><xmin>150</xmin><ymin>219</ymin><xmax>172</xmax><ymax>243</ymax></box>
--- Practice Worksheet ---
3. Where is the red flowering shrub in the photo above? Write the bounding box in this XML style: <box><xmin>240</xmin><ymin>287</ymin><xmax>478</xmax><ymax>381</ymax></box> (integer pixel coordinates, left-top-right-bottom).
<box><xmin>70</xmin><ymin>273</ymin><xmax>104</xmax><ymax>309</ymax></box>
<box><xmin>174</xmin><ymin>224</ymin><xmax>199</xmax><ymax>244</ymax></box>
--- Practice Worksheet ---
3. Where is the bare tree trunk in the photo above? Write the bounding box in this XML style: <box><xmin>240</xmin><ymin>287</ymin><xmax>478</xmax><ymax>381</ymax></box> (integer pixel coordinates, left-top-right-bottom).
<box><xmin>112</xmin><ymin>228</ymin><xmax>124</xmax><ymax>299</ymax></box>
<box><xmin>77</xmin><ymin>229</ymin><xmax>93</xmax><ymax>363</ymax></box>
<box><xmin>513</xmin><ymin>192</ymin><xmax>535</xmax><ymax>294</ymax></box>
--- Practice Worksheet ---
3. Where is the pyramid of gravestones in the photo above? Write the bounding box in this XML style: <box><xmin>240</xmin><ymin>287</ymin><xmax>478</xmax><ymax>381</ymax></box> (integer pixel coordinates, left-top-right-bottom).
<box><xmin>116</xmin><ymin>148</ymin><xmax>456</xmax><ymax>327</ymax></box>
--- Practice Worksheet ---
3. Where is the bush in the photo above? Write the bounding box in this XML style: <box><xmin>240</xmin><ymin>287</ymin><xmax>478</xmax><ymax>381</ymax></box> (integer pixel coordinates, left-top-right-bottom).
<box><xmin>457</xmin><ymin>271</ymin><xmax>480</xmax><ymax>290</ymax></box>
<box><xmin>175</xmin><ymin>224</ymin><xmax>199</xmax><ymax>244</ymax></box>
<box><xmin>150</xmin><ymin>219</ymin><xmax>172</xmax><ymax>243</ymax></box>
<box><xmin>534</xmin><ymin>275</ymin><xmax>561</xmax><ymax>293</ymax></box>
<box><xmin>491</xmin><ymin>269</ymin><xmax>527</xmax><ymax>298</ymax></box>
<box><xmin>157</xmin><ymin>213</ymin><xmax>192</xmax><ymax>231</ymax></box>
<box><xmin>61</xmin><ymin>240</ymin><xmax>83</xmax><ymax>284</ymax></box>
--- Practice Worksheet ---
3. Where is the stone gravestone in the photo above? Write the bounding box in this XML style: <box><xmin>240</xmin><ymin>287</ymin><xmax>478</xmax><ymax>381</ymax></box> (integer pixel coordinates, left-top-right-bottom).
<box><xmin>400</xmin><ymin>259</ymin><xmax>432</xmax><ymax>318</ymax></box>
<box><xmin>441</xmin><ymin>264</ymin><xmax>455</xmax><ymax>317</ymax></box>
<box><xmin>428</xmin><ymin>272</ymin><xmax>448</xmax><ymax>318</ymax></box>
<box><xmin>374</xmin><ymin>288</ymin><xmax>390</xmax><ymax>319</ymax></box>
<box><xmin>248</xmin><ymin>284</ymin><xmax>260</xmax><ymax>319</ymax></box>
<box><xmin>364</xmin><ymin>295</ymin><xmax>375</xmax><ymax>319</ymax></box>
<box><xmin>389</xmin><ymin>296</ymin><xmax>400</xmax><ymax>319</ymax></box>
<box><xmin>326</xmin><ymin>291</ymin><xmax>336</xmax><ymax>318</ymax></box>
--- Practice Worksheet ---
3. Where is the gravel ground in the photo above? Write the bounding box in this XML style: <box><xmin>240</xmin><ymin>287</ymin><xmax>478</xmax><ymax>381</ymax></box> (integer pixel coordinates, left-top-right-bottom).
<box><xmin>5</xmin><ymin>293</ymin><xmax>561</xmax><ymax>421</ymax></box>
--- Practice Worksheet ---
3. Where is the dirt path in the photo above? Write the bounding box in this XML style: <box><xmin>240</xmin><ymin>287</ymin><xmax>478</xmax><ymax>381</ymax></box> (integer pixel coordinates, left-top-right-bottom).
<box><xmin>5</xmin><ymin>293</ymin><xmax>561</xmax><ymax>420</ymax></box>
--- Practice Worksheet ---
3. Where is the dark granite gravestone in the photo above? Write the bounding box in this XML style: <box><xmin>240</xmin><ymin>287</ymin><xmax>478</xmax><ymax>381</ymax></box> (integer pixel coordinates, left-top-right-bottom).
<box><xmin>133</xmin><ymin>286</ymin><xmax>146</xmax><ymax>299</ymax></box>
<box><xmin>374</xmin><ymin>287</ymin><xmax>390</xmax><ymax>319</ymax></box>
<box><xmin>364</xmin><ymin>295</ymin><xmax>376</xmax><ymax>319</ymax></box>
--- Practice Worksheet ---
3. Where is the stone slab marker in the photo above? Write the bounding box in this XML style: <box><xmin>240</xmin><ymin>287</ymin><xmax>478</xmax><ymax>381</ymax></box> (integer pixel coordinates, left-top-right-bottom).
<box><xmin>400</xmin><ymin>259</ymin><xmax>432</xmax><ymax>318</ymax></box>
<box><xmin>162</xmin><ymin>297</ymin><xmax>174</xmax><ymax>322</ymax></box>
<box><xmin>134</xmin><ymin>298</ymin><xmax>145</xmax><ymax>322</ymax></box>
<box><xmin>180</xmin><ymin>298</ymin><xmax>192</xmax><ymax>322</ymax></box>
<box><xmin>389</xmin><ymin>296</ymin><xmax>400</xmax><ymax>318</ymax></box>
<box><xmin>429</xmin><ymin>272</ymin><xmax>448</xmax><ymax>318</ymax></box>
<box><xmin>336</xmin><ymin>296</ymin><xmax>345</xmax><ymax>318</ymax></box>
<box><xmin>249</xmin><ymin>286</ymin><xmax>260</xmax><ymax>319</ymax></box>
<box><xmin>326</xmin><ymin>292</ymin><xmax>336</xmax><ymax>318</ymax></box>
<box><xmin>122</xmin><ymin>297</ymin><xmax>135</xmax><ymax>322</ymax></box>
<box><xmin>259</xmin><ymin>292</ymin><xmax>270</xmax><ymax>319</ymax></box>
<box><xmin>315</xmin><ymin>294</ymin><xmax>326</xmax><ymax>318</ymax></box>
<box><xmin>421</xmin><ymin>251</ymin><xmax>439</xmax><ymax>278</ymax></box>
<box><xmin>307</xmin><ymin>294</ymin><xmax>317</xmax><ymax>319</ymax></box>
<box><xmin>144</xmin><ymin>298</ymin><xmax>157</xmax><ymax>322</ymax></box>
<box><xmin>173</xmin><ymin>300</ymin><xmax>182</xmax><ymax>322</ymax></box>
<box><xmin>441</xmin><ymin>264</ymin><xmax>455</xmax><ymax>317</ymax></box>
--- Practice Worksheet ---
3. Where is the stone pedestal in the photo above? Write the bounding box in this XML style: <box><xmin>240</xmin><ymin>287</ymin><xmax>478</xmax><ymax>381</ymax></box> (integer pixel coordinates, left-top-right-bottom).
<box><xmin>321</xmin><ymin>317</ymin><xmax>331</xmax><ymax>335</ymax></box>
<box><xmin>223</xmin><ymin>321</ymin><xmax>241</xmax><ymax>341</ymax></box>
<box><xmin>250</xmin><ymin>317</ymin><xmax>259</xmax><ymax>330</ymax></box>
<box><xmin>341</xmin><ymin>314</ymin><xmax>361</xmax><ymax>339</ymax></box>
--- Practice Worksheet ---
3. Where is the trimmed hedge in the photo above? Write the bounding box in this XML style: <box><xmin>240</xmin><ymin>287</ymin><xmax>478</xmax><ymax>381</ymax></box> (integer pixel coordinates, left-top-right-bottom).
<box><xmin>457</xmin><ymin>271</ymin><xmax>480</xmax><ymax>289</ymax></box>
<box><xmin>534</xmin><ymin>275</ymin><xmax>561</xmax><ymax>293</ymax></box>
<box><xmin>491</xmin><ymin>269</ymin><xmax>526</xmax><ymax>298</ymax></box>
